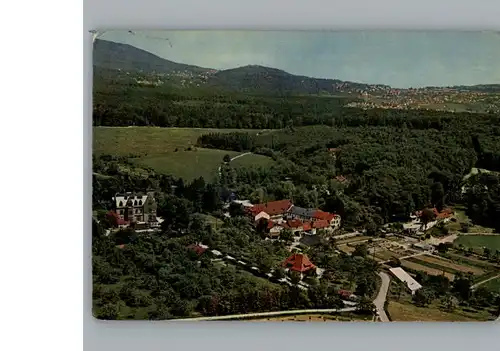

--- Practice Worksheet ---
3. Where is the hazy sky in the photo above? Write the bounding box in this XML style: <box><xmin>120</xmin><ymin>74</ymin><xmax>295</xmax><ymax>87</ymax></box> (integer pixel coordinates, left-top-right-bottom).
<box><xmin>99</xmin><ymin>30</ymin><xmax>500</xmax><ymax>88</ymax></box>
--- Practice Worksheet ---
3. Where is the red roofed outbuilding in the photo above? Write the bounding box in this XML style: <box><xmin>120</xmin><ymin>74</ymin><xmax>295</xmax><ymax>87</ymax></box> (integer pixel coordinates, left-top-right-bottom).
<box><xmin>282</xmin><ymin>253</ymin><xmax>317</xmax><ymax>274</ymax></box>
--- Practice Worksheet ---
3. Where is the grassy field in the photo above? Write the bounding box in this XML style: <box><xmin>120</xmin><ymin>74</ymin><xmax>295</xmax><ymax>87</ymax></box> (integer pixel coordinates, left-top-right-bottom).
<box><xmin>482</xmin><ymin>277</ymin><xmax>500</xmax><ymax>292</ymax></box>
<box><xmin>93</xmin><ymin>127</ymin><xmax>264</xmax><ymax>156</ymax></box>
<box><xmin>387</xmin><ymin>301</ymin><xmax>492</xmax><ymax>322</ymax></box>
<box><xmin>93</xmin><ymin>127</ymin><xmax>275</xmax><ymax>181</ymax></box>
<box><xmin>454</xmin><ymin>235</ymin><xmax>500</xmax><ymax>252</ymax></box>
<box><xmin>400</xmin><ymin>259</ymin><xmax>455</xmax><ymax>280</ymax></box>
<box><xmin>410</xmin><ymin>255</ymin><xmax>485</xmax><ymax>276</ymax></box>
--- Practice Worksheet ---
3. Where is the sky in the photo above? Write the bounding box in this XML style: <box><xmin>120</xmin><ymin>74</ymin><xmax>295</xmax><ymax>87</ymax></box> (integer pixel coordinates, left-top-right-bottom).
<box><xmin>99</xmin><ymin>30</ymin><xmax>500</xmax><ymax>88</ymax></box>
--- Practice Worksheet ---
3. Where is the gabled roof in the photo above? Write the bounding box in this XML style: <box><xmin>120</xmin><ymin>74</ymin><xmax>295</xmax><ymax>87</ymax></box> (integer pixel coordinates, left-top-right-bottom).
<box><xmin>312</xmin><ymin>210</ymin><xmax>336</xmax><ymax>221</ymax></box>
<box><xmin>286</xmin><ymin>219</ymin><xmax>303</xmax><ymax>229</ymax></box>
<box><xmin>302</xmin><ymin>222</ymin><xmax>312</xmax><ymax>231</ymax></box>
<box><xmin>282</xmin><ymin>253</ymin><xmax>316</xmax><ymax>273</ymax></box>
<box><xmin>250</xmin><ymin>200</ymin><xmax>293</xmax><ymax>216</ymax></box>
<box><xmin>288</xmin><ymin>205</ymin><xmax>316</xmax><ymax>218</ymax></box>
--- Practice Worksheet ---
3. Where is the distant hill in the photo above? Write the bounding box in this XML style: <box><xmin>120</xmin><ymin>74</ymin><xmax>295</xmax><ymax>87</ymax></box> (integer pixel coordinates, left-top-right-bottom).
<box><xmin>207</xmin><ymin>65</ymin><xmax>385</xmax><ymax>95</ymax></box>
<box><xmin>93</xmin><ymin>39</ymin><xmax>209</xmax><ymax>74</ymax></box>
<box><xmin>93</xmin><ymin>39</ymin><xmax>498</xmax><ymax>95</ymax></box>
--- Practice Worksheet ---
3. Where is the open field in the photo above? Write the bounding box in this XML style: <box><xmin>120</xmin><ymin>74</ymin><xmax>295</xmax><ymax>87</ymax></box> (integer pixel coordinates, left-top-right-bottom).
<box><xmin>454</xmin><ymin>235</ymin><xmax>500</xmax><ymax>252</ymax></box>
<box><xmin>374</xmin><ymin>249</ymin><xmax>401</xmax><ymax>261</ymax></box>
<box><xmin>93</xmin><ymin>127</ymin><xmax>264</xmax><ymax>156</ymax></box>
<box><xmin>387</xmin><ymin>301</ymin><xmax>492</xmax><ymax>322</ymax></box>
<box><xmin>443</xmin><ymin>252</ymin><xmax>499</xmax><ymax>270</ymax></box>
<box><xmin>482</xmin><ymin>277</ymin><xmax>500</xmax><ymax>292</ymax></box>
<box><xmin>336</xmin><ymin>236</ymin><xmax>372</xmax><ymax>245</ymax></box>
<box><xmin>338</xmin><ymin>244</ymin><xmax>356</xmax><ymax>254</ymax></box>
<box><xmin>412</xmin><ymin>254</ymin><xmax>485</xmax><ymax>276</ymax></box>
<box><xmin>400</xmin><ymin>259</ymin><xmax>455</xmax><ymax>280</ymax></box>
<box><xmin>93</xmin><ymin>127</ymin><xmax>275</xmax><ymax>181</ymax></box>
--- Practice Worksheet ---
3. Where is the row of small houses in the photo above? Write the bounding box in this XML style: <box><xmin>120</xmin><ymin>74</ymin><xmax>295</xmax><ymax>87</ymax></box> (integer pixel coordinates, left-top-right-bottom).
<box><xmin>233</xmin><ymin>199</ymin><xmax>342</xmax><ymax>238</ymax></box>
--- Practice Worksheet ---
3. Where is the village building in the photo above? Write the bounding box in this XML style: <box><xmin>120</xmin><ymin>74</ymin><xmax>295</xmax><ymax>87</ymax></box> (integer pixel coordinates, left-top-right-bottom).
<box><xmin>389</xmin><ymin>267</ymin><xmax>423</xmax><ymax>295</ymax></box>
<box><xmin>282</xmin><ymin>253</ymin><xmax>317</xmax><ymax>279</ymax></box>
<box><xmin>247</xmin><ymin>199</ymin><xmax>293</xmax><ymax>222</ymax></box>
<box><xmin>110</xmin><ymin>191</ymin><xmax>159</xmax><ymax>229</ymax></box>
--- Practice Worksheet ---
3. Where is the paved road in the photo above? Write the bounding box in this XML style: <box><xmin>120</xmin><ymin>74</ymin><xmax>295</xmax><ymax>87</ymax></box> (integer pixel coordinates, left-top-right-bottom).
<box><xmin>373</xmin><ymin>272</ymin><xmax>391</xmax><ymax>322</ymax></box>
<box><xmin>175</xmin><ymin>307</ymin><xmax>357</xmax><ymax>321</ymax></box>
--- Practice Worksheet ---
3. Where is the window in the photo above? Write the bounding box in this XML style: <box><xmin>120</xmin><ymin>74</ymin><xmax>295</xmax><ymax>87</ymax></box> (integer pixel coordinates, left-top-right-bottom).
<box><xmin>134</xmin><ymin>200</ymin><xmax>138</xmax><ymax>206</ymax></box>
<box><xmin>119</xmin><ymin>201</ymin><xmax>123</xmax><ymax>207</ymax></box>
<box><xmin>139</xmin><ymin>200</ymin><xmax>142</xmax><ymax>205</ymax></box>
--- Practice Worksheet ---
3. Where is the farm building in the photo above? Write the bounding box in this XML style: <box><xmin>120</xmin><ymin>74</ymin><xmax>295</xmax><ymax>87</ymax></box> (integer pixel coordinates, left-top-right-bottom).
<box><xmin>389</xmin><ymin>267</ymin><xmax>423</xmax><ymax>295</ymax></box>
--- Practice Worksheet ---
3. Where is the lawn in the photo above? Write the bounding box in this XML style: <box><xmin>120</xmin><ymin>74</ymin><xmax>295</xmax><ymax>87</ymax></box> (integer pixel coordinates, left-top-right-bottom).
<box><xmin>387</xmin><ymin>301</ymin><xmax>492</xmax><ymax>322</ymax></box>
<box><xmin>482</xmin><ymin>277</ymin><xmax>500</xmax><ymax>292</ymax></box>
<box><xmin>454</xmin><ymin>235</ymin><xmax>500</xmax><ymax>252</ymax></box>
<box><xmin>93</xmin><ymin>126</ymin><xmax>263</xmax><ymax>156</ymax></box>
<box><xmin>93</xmin><ymin>127</ymin><xmax>275</xmax><ymax>182</ymax></box>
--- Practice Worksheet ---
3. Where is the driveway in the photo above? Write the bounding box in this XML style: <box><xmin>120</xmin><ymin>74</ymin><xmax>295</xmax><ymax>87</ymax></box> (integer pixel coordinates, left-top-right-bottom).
<box><xmin>373</xmin><ymin>272</ymin><xmax>391</xmax><ymax>322</ymax></box>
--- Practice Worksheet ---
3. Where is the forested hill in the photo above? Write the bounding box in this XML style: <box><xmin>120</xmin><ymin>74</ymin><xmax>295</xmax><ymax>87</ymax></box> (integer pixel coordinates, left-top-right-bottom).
<box><xmin>92</xmin><ymin>39</ymin><xmax>381</xmax><ymax>95</ymax></box>
<box><xmin>93</xmin><ymin>39</ymin><xmax>209</xmax><ymax>74</ymax></box>
<box><xmin>206</xmin><ymin>65</ymin><xmax>384</xmax><ymax>95</ymax></box>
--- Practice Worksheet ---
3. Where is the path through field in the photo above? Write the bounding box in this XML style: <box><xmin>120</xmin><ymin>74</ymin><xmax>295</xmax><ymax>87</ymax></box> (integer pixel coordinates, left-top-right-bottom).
<box><xmin>471</xmin><ymin>273</ymin><xmax>500</xmax><ymax>290</ymax></box>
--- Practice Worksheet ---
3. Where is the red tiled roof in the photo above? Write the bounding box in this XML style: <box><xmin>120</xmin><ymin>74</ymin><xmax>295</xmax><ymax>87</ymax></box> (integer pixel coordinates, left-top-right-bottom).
<box><xmin>312</xmin><ymin>210</ymin><xmax>335</xmax><ymax>221</ymax></box>
<box><xmin>107</xmin><ymin>211</ymin><xmax>129</xmax><ymax>226</ymax></box>
<box><xmin>302</xmin><ymin>222</ymin><xmax>312</xmax><ymax>231</ymax></box>
<box><xmin>287</xmin><ymin>219</ymin><xmax>303</xmax><ymax>229</ymax></box>
<box><xmin>249</xmin><ymin>200</ymin><xmax>293</xmax><ymax>216</ymax></box>
<box><xmin>312</xmin><ymin>219</ymin><xmax>330</xmax><ymax>229</ymax></box>
<box><xmin>282</xmin><ymin>253</ymin><xmax>316</xmax><ymax>273</ymax></box>
<box><xmin>338</xmin><ymin>289</ymin><xmax>352</xmax><ymax>298</ymax></box>
<box><xmin>416</xmin><ymin>208</ymin><xmax>453</xmax><ymax>219</ymax></box>
<box><xmin>187</xmin><ymin>244</ymin><xmax>207</xmax><ymax>256</ymax></box>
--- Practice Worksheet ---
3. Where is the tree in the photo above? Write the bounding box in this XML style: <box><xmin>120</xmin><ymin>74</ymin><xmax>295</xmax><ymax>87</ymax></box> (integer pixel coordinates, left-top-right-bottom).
<box><xmin>356</xmin><ymin>297</ymin><xmax>375</xmax><ymax>314</ymax></box>
<box><xmin>96</xmin><ymin>302</ymin><xmax>120</xmax><ymax>320</ymax></box>
<box><xmin>413</xmin><ymin>288</ymin><xmax>434</xmax><ymax>307</ymax></box>
<box><xmin>431</xmin><ymin>182</ymin><xmax>445</xmax><ymax>211</ymax></box>
<box><xmin>420</xmin><ymin>209</ymin><xmax>436</xmax><ymax>230</ymax></box>
<box><xmin>280</xmin><ymin>228</ymin><xmax>294</xmax><ymax>243</ymax></box>
<box><xmin>352</xmin><ymin>243</ymin><xmax>368</xmax><ymax>258</ymax></box>
<box><xmin>223</xmin><ymin>154</ymin><xmax>231</xmax><ymax>163</ymax></box>
<box><xmin>440</xmin><ymin>294</ymin><xmax>457</xmax><ymax>311</ymax></box>
<box><xmin>290</xmin><ymin>271</ymin><xmax>302</xmax><ymax>285</ymax></box>
<box><xmin>452</xmin><ymin>274</ymin><xmax>472</xmax><ymax>301</ymax></box>
<box><xmin>228</xmin><ymin>202</ymin><xmax>246</xmax><ymax>218</ymax></box>
<box><xmin>483</xmin><ymin>247</ymin><xmax>491</xmax><ymax>259</ymax></box>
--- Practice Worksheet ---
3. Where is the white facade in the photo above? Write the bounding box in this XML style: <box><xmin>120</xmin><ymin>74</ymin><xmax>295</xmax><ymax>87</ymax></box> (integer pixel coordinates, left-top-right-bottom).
<box><xmin>254</xmin><ymin>211</ymin><xmax>271</xmax><ymax>222</ymax></box>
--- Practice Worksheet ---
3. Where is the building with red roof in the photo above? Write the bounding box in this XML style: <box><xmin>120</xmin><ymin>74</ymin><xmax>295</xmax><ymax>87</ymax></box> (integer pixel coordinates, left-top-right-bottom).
<box><xmin>106</xmin><ymin>210</ymin><xmax>130</xmax><ymax>228</ymax></box>
<box><xmin>282</xmin><ymin>253</ymin><xmax>317</xmax><ymax>276</ymax></box>
<box><xmin>248</xmin><ymin>199</ymin><xmax>293</xmax><ymax>219</ymax></box>
<box><xmin>187</xmin><ymin>243</ymin><xmax>208</xmax><ymax>256</ymax></box>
